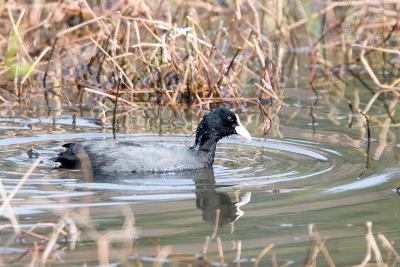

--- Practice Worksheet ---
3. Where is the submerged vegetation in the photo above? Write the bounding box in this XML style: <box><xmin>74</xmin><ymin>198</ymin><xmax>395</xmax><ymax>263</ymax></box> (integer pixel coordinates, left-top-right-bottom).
<box><xmin>0</xmin><ymin>0</ymin><xmax>400</xmax><ymax>265</ymax></box>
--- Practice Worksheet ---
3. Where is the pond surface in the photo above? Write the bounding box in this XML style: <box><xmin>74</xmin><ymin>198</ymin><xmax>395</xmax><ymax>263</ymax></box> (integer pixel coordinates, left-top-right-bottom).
<box><xmin>0</xmin><ymin>89</ymin><xmax>399</xmax><ymax>265</ymax></box>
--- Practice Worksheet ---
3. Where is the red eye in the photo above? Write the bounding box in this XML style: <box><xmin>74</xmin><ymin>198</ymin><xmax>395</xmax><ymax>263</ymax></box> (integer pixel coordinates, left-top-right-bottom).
<box><xmin>227</xmin><ymin>116</ymin><xmax>234</xmax><ymax>122</ymax></box>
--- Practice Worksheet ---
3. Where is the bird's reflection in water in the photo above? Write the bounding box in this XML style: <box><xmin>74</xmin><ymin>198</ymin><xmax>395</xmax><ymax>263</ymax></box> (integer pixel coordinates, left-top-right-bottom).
<box><xmin>192</xmin><ymin>168</ymin><xmax>251</xmax><ymax>227</ymax></box>
<box><xmin>68</xmin><ymin>165</ymin><xmax>251</xmax><ymax>227</ymax></box>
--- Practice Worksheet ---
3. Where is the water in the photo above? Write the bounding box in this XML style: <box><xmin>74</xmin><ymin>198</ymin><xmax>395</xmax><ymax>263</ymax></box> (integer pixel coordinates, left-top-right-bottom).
<box><xmin>0</xmin><ymin>100</ymin><xmax>399</xmax><ymax>265</ymax></box>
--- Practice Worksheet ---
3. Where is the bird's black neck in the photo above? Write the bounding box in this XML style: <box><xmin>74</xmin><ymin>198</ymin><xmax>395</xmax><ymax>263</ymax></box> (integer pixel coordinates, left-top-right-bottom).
<box><xmin>191</xmin><ymin>120</ymin><xmax>220</xmax><ymax>166</ymax></box>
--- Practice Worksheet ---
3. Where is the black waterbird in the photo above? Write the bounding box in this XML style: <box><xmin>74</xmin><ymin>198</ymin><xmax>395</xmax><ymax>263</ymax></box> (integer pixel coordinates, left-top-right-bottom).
<box><xmin>53</xmin><ymin>108</ymin><xmax>251</xmax><ymax>173</ymax></box>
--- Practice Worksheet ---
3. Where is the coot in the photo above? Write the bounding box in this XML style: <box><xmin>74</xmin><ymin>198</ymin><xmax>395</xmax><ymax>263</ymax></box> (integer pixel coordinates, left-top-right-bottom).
<box><xmin>54</xmin><ymin>108</ymin><xmax>251</xmax><ymax>173</ymax></box>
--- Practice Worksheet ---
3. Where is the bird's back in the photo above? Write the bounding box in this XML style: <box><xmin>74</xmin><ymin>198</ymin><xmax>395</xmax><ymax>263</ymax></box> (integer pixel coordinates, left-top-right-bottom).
<box><xmin>55</xmin><ymin>140</ymin><xmax>211</xmax><ymax>173</ymax></box>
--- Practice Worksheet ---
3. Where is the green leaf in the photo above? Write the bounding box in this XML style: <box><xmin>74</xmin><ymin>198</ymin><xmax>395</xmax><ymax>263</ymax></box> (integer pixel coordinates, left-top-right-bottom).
<box><xmin>6</xmin><ymin>27</ymin><xmax>32</xmax><ymax>77</ymax></box>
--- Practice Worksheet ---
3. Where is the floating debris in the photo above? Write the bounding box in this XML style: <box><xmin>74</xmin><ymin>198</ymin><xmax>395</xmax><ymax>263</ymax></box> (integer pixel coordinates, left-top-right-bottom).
<box><xmin>26</xmin><ymin>147</ymin><xmax>40</xmax><ymax>159</ymax></box>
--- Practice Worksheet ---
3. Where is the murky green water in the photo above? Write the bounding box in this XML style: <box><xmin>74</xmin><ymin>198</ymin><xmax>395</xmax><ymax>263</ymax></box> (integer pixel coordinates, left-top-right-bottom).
<box><xmin>0</xmin><ymin>81</ymin><xmax>399</xmax><ymax>265</ymax></box>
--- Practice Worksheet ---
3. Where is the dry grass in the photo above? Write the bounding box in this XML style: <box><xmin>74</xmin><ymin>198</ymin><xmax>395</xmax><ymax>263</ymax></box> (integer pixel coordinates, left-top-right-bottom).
<box><xmin>0</xmin><ymin>0</ymin><xmax>398</xmax><ymax>112</ymax></box>
<box><xmin>1</xmin><ymin>0</ymin><xmax>400</xmax><ymax>265</ymax></box>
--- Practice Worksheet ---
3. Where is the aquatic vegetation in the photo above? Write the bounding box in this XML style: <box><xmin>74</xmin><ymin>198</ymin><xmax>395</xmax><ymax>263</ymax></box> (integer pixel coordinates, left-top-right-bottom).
<box><xmin>0</xmin><ymin>0</ymin><xmax>399</xmax><ymax>265</ymax></box>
